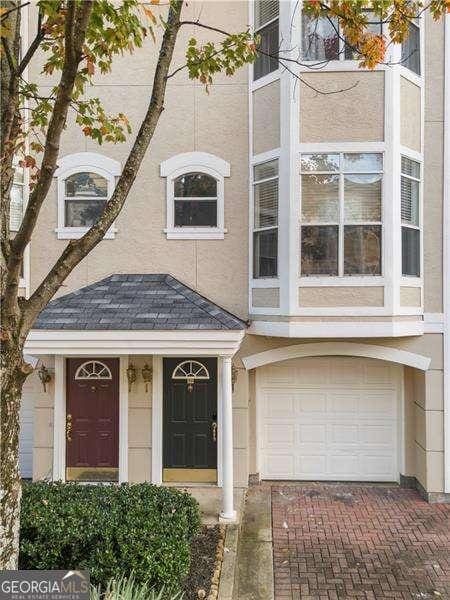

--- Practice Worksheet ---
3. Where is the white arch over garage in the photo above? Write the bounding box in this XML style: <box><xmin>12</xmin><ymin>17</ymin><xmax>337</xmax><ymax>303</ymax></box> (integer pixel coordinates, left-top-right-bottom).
<box><xmin>242</xmin><ymin>341</ymin><xmax>431</xmax><ymax>371</ymax></box>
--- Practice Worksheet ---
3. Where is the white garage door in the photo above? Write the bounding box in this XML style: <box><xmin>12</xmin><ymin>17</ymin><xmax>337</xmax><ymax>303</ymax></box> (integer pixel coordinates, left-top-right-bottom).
<box><xmin>19</xmin><ymin>391</ymin><xmax>34</xmax><ymax>478</ymax></box>
<box><xmin>258</xmin><ymin>357</ymin><xmax>401</xmax><ymax>482</ymax></box>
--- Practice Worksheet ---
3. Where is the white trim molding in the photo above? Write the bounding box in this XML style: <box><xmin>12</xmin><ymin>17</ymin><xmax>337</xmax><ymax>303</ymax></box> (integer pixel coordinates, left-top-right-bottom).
<box><xmin>242</xmin><ymin>341</ymin><xmax>431</xmax><ymax>372</ymax></box>
<box><xmin>25</xmin><ymin>329</ymin><xmax>246</xmax><ymax>357</ymax></box>
<box><xmin>160</xmin><ymin>152</ymin><xmax>230</xmax><ymax>240</ymax></box>
<box><xmin>248</xmin><ymin>319</ymin><xmax>424</xmax><ymax>338</ymax></box>
<box><xmin>54</xmin><ymin>152</ymin><xmax>121</xmax><ymax>240</ymax></box>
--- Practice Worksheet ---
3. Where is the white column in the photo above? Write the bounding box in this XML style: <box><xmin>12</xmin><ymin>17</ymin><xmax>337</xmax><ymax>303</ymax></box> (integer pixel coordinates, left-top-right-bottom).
<box><xmin>220</xmin><ymin>356</ymin><xmax>236</xmax><ymax>522</ymax></box>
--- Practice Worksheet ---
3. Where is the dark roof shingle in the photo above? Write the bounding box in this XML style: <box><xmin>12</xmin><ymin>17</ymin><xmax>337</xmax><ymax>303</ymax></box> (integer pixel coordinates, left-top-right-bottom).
<box><xmin>33</xmin><ymin>274</ymin><xmax>247</xmax><ymax>331</ymax></box>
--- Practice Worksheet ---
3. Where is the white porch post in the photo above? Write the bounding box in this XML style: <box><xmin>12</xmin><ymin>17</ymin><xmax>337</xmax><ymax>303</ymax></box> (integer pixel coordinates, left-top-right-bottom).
<box><xmin>220</xmin><ymin>356</ymin><xmax>236</xmax><ymax>522</ymax></box>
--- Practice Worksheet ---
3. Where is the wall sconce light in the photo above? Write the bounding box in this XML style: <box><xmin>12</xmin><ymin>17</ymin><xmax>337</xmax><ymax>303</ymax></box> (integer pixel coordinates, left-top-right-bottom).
<box><xmin>126</xmin><ymin>363</ymin><xmax>137</xmax><ymax>392</ymax></box>
<box><xmin>232</xmin><ymin>365</ymin><xmax>238</xmax><ymax>393</ymax></box>
<box><xmin>141</xmin><ymin>363</ymin><xmax>152</xmax><ymax>392</ymax></box>
<box><xmin>38</xmin><ymin>364</ymin><xmax>52</xmax><ymax>392</ymax></box>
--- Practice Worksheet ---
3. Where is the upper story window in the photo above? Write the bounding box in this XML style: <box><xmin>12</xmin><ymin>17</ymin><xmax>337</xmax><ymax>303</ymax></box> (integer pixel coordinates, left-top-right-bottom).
<box><xmin>253</xmin><ymin>0</ymin><xmax>279</xmax><ymax>80</ymax></box>
<box><xmin>301</xmin><ymin>11</ymin><xmax>383</xmax><ymax>62</ymax></box>
<box><xmin>160</xmin><ymin>152</ymin><xmax>230</xmax><ymax>240</ymax></box>
<box><xmin>253</xmin><ymin>159</ymin><xmax>278</xmax><ymax>278</ymax></box>
<box><xmin>401</xmin><ymin>156</ymin><xmax>421</xmax><ymax>277</ymax></box>
<box><xmin>64</xmin><ymin>172</ymin><xmax>108</xmax><ymax>227</ymax></box>
<box><xmin>174</xmin><ymin>172</ymin><xmax>217</xmax><ymax>227</ymax></box>
<box><xmin>55</xmin><ymin>152</ymin><xmax>121</xmax><ymax>240</ymax></box>
<box><xmin>401</xmin><ymin>20</ymin><xmax>420</xmax><ymax>76</ymax></box>
<box><xmin>10</xmin><ymin>162</ymin><xmax>25</xmax><ymax>231</ymax></box>
<box><xmin>300</xmin><ymin>153</ymin><xmax>383</xmax><ymax>277</ymax></box>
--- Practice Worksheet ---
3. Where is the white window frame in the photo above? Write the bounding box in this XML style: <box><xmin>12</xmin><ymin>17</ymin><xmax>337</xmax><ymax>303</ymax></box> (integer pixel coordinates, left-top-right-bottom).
<box><xmin>160</xmin><ymin>152</ymin><xmax>230</xmax><ymax>240</ymax></box>
<box><xmin>400</xmin><ymin>154</ymin><xmax>421</xmax><ymax>278</ymax></box>
<box><xmin>252</xmin><ymin>158</ymin><xmax>279</xmax><ymax>279</ymax></box>
<box><xmin>54</xmin><ymin>152</ymin><xmax>121</xmax><ymax>240</ymax></box>
<box><xmin>253</xmin><ymin>5</ymin><xmax>280</xmax><ymax>82</ymax></box>
<box><xmin>300</xmin><ymin>152</ymin><xmax>384</xmax><ymax>279</ymax></box>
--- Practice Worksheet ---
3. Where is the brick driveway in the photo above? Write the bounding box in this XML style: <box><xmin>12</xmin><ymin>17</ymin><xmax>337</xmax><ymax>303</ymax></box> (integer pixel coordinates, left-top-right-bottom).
<box><xmin>271</xmin><ymin>483</ymin><xmax>450</xmax><ymax>599</ymax></box>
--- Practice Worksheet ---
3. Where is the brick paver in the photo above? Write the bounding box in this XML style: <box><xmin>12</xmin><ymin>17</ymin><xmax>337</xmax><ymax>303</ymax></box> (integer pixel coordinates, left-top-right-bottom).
<box><xmin>271</xmin><ymin>483</ymin><xmax>450</xmax><ymax>599</ymax></box>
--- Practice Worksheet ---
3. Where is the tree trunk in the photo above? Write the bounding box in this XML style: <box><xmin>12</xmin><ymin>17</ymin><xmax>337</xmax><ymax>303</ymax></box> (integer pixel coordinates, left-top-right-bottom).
<box><xmin>0</xmin><ymin>340</ymin><xmax>29</xmax><ymax>568</ymax></box>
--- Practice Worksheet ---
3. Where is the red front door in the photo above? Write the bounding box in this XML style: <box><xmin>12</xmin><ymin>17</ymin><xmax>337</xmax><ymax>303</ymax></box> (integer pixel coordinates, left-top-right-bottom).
<box><xmin>66</xmin><ymin>358</ymin><xmax>119</xmax><ymax>482</ymax></box>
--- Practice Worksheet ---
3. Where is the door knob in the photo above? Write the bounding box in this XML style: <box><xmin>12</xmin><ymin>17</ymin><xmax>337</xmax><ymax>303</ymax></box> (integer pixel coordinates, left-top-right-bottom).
<box><xmin>211</xmin><ymin>421</ymin><xmax>217</xmax><ymax>443</ymax></box>
<box><xmin>66</xmin><ymin>413</ymin><xmax>72</xmax><ymax>442</ymax></box>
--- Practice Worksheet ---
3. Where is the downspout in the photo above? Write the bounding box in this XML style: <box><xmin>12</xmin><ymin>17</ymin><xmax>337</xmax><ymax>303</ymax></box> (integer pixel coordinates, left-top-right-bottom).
<box><xmin>444</xmin><ymin>13</ymin><xmax>450</xmax><ymax>494</ymax></box>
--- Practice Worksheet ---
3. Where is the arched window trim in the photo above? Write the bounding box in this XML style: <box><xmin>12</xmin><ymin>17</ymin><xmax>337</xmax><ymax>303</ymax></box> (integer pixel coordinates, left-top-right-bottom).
<box><xmin>160</xmin><ymin>152</ymin><xmax>230</xmax><ymax>240</ymax></box>
<box><xmin>75</xmin><ymin>360</ymin><xmax>113</xmax><ymax>380</ymax></box>
<box><xmin>54</xmin><ymin>152</ymin><xmax>121</xmax><ymax>240</ymax></box>
<box><xmin>172</xmin><ymin>360</ymin><xmax>210</xmax><ymax>380</ymax></box>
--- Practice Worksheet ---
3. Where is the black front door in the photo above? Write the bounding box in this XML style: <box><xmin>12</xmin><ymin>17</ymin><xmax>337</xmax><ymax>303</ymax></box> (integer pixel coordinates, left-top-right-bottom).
<box><xmin>163</xmin><ymin>357</ymin><xmax>217</xmax><ymax>482</ymax></box>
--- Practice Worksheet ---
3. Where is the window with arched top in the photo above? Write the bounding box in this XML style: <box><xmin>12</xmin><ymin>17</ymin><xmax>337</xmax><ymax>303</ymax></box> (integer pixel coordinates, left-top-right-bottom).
<box><xmin>160</xmin><ymin>152</ymin><xmax>230</xmax><ymax>240</ymax></box>
<box><xmin>54</xmin><ymin>152</ymin><xmax>121</xmax><ymax>240</ymax></box>
<box><xmin>75</xmin><ymin>360</ymin><xmax>112</xmax><ymax>380</ymax></box>
<box><xmin>172</xmin><ymin>360</ymin><xmax>210</xmax><ymax>381</ymax></box>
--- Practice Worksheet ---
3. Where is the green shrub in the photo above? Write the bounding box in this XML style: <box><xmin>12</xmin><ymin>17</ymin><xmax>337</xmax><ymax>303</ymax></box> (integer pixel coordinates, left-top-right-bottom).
<box><xmin>20</xmin><ymin>482</ymin><xmax>201</xmax><ymax>590</ymax></box>
<box><xmin>90</xmin><ymin>573</ymin><xmax>184</xmax><ymax>600</ymax></box>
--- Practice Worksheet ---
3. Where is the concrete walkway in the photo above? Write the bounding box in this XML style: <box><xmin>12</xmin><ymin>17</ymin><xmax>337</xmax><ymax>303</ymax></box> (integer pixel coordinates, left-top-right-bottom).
<box><xmin>233</xmin><ymin>485</ymin><xmax>274</xmax><ymax>599</ymax></box>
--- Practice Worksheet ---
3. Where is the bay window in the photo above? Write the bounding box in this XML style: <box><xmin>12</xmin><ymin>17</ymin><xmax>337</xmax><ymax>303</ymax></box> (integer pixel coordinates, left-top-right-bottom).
<box><xmin>300</xmin><ymin>153</ymin><xmax>383</xmax><ymax>277</ymax></box>
<box><xmin>401</xmin><ymin>20</ymin><xmax>420</xmax><ymax>76</ymax></box>
<box><xmin>253</xmin><ymin>159</ymin><xmax>278</xmax><ymax>278</ymax></box>
<box><xmin>10</xmin><ymin>162</ymin><xmax>25</xmax><ymax>231</ymax></box>
<box><xmin>254</xmin><ymin>0</ymin><xmax>279</xmax><ymax>80</ymax></box>
<box><xmin>401</xmin><ymin>156</ymin><xmax>421</xmax><ymax>277</ymax></box>
<box><xmin>301</xmin><ymin>11</ymin><xmax>383</xmax><ymax>62</ymax></box>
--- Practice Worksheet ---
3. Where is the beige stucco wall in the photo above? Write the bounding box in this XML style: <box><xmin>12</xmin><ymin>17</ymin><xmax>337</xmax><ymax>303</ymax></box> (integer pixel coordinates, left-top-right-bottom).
<box><xmin>400</xmin><ymin>286</ymin><xmax>422</xmax><ymax>307</ymax></box>
<box><xmin>423</xmin><ymin>16</ymin><xmax>444</xmax><ymax>314</ymax></box>
<box><xmin>400</xmin><ymin>77</ymin><xmax>421</xmax><ymax>152</ymax></box>
<box><xmin>253</xmin><ymin>80</ymin><xmax>280</xmax><ymax>155</ymax></box>
<box><xmin>28</xmin><ymin>2</ymin><xmax>249</xmax><ymax>321</ymax></box>
<box><xmin>32</xmin><ymin>356</ymin><xmax>54</xmax><ymax>480</ymax></box>
<box><xmin>127</xmin><ymin>357</ymin><xmax>152</xmax><ymax>483</ymax></box>
<box><xmin>300</xmin><ymin>72</ymin><xmax>385</xmax><ymax>143</ymax></box>
<box><xmin>299</xmin><ymin>286</ymin><xmax>384</xmax><ymax>307</ymax></box>
<box><xmin>252</xmin><ymin>287</ymin><xmax>280</xmax><ymax>308</ymax></box>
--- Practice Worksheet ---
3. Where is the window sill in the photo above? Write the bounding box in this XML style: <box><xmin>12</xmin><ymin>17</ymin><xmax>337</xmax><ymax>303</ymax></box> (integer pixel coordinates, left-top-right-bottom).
<box><xmin>164</xmin><ymin>228</ymin><xmax>226</xmax><ymax>240</ymax></box>
<box><xmin>55</xmin><ymin>227</ymin><xmax>117</xmax><ymax>240</ymax></box>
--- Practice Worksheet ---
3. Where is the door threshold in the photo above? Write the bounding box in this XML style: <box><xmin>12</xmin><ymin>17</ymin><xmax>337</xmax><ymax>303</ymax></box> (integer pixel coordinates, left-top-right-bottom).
<box><xmin>164</xmin><ymin>482</ymin><xmax>219</xmax><ymax>488</ymax></box>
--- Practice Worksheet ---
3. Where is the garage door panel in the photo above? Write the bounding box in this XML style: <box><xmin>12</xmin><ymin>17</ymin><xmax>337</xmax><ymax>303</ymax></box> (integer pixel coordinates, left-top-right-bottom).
<box><xmin>297</xmin><ymin>392</ymin><xmax>327</xmax><ymax>414</ymax></box>
<box><xmin>359</xmin><ymin>424</ymin><xmax>396</xmax><ymax>445</ymax></box>
<box><xmin>259</xmin><ymin>357</ymin><xmax>400</xmax><ymax>482</ymax></box>
<box><xmin>298</xmin><ymin>424</ymin><xmax>326</xmax><ymax>443</ymax></box>
<box><xmin>265</xmin><ymin>454</ymin><xmax>295</xmax><ymax>479</ymax></box>
<box><xmin>297</xmin><ymin>454</ymin><xmax>327</xmax><ymax>476</ymax></box>
<box><xmin>263</xmin><ymin>423</ymin><xmax>295</xmax><ymax>448</ymax></box>
<box><xmin>328</xmin><ymin>392</ymin><xmax>360</xmax><ymax>414</ymax></box>
<box><xmin>262</xmin><ymin>390</ymin><xmax>296</xmax><ymax>418</ymax></box>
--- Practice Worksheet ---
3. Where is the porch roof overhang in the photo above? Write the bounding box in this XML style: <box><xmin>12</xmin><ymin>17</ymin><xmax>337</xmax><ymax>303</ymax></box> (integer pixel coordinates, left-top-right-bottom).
<box><xmin>24</xmin><ymin>329</ymin><xmax>245</xmax><ymax>356</ymax></box>
<box><xmin>26</xmin><ymin>274</ymin><xmax>247</xmax><ymax>356</ymax></box>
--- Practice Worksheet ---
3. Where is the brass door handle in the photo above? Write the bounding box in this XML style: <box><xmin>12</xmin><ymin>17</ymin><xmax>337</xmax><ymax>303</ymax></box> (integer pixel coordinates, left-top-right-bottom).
<box><xmin>211</xmin><ymin>421</ymin><xmax>217</xmax><ymax>443</ymax></box>
<box><xmin>66</xmin><ymin>413</ymin><xmax>72</xmax><ymax>442</ymax></box>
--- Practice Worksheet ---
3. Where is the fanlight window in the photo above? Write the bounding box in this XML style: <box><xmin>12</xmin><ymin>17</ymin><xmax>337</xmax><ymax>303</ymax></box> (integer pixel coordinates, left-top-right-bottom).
<box><xmin>172</xmin><ymin>360</ymin><xmax>210</xmax><ymax>392</ymax></box>
<box><xmin>75</xmin><ymin>360</ymin><xmax>112</xmax><ymax>380</ymax></box>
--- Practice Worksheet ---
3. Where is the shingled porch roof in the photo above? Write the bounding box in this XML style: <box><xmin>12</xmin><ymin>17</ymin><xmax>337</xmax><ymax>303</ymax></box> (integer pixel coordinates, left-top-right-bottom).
<box><xmin>34</xmin><ymin>274</ymin><xmax>247</xmax><ymax>331</ymax></box>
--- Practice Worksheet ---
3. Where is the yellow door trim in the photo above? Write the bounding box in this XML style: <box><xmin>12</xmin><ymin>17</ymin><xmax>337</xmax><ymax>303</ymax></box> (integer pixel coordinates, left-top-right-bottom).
<box><xmin>163</xmin><ymin>468</ymin><xmax>217</xmax><ymax>483</ymax></box>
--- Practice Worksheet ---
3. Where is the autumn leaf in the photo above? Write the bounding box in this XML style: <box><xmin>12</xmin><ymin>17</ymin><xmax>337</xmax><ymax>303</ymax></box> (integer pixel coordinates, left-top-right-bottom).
<box><xmin>19</xmin><ymin>155</ymin><xmax>36</xmax><ymax>169</ymax></box>
<box><xmin>143</xmin><ymin>6</ymin><xmax>156</xmax><ymax>24</ymax></box>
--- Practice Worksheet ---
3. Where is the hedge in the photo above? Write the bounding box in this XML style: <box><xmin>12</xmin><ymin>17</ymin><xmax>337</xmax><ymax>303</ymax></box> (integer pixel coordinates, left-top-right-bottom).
<box><xmin>19</xmin><ymin>481</ymin><xmax>201</xmax><ymax>589</ymax></box>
